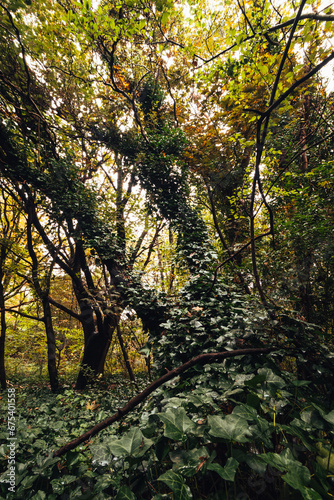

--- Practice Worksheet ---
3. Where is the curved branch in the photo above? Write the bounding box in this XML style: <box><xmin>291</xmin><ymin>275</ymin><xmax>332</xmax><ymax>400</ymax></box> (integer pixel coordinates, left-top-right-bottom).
<box><xmin>196</xmin><ymin>13</ymin><xmax>334</xmax><ymax>68</ymax></box>
<box><xmin>267</xmin><ymin>13</ymin><xmax>334</xmax><ymax>33</ymax></box>
<box><xmin>264</xmin><ymin>50</ymin><xmax>334</xmax><ymax>117</ymax></box>
<box><xmin>53</xmin><ymin>346</ymin><xmax>275</xmax><ymax>457</ymax></box>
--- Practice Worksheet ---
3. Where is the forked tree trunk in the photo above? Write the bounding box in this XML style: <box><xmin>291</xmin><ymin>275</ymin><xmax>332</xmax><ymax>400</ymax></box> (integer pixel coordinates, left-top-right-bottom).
<box><xmin>75</xmin><ymin>329</ymin><xmax>111</xmax><ymax>390</ymax></box>
<box><xmin>75</xmin><ymin>314</ymin><xmax>116</xmax><ymax>390</ymax></box>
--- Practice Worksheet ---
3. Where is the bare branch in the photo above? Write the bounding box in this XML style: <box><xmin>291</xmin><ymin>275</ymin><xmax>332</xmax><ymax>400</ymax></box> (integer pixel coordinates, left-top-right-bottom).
<box><xmin>53</xmin><ymin>346</ymin><xmax>276</xmax><ymax>457</ymax></box>
<box><xmin>3</xmin><ymin>307</ymin><xmax>44</xmax><ymax>322</ymax></box>
<box><xmin>48</xmin><ymin>296</ymin><xmax>81</xmax><ymax>321</ymax></box>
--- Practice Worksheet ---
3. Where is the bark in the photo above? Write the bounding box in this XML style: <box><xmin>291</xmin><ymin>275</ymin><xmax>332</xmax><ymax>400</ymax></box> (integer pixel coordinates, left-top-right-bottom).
<box><xmin>75</xmin><ymin>326</ymin><xmax>113</xmax><ymax>390</ymax></box>
<box><xmin>75</xmin><ymin>297</ymin><xmax>116</xmax><ymax>390</ymax></box>
<box><xmin>299</xmin><ymin>89</ymin><xmax>311</xmax><ymax>173</ymax></box>
<box><xmin>96</xmin><ymin>314</ymin><xmax>115</xmax><ymax>375</ymax></box>
<box><xmin>207</xmin><ymin>185</ymin><xmax>251</xmax><ymax>295</ymax></box>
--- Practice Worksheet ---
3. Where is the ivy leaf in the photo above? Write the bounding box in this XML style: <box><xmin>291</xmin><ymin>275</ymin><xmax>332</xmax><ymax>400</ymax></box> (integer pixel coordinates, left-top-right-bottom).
<box><xmin>30</xmin><ymin>492</ymin><xmax>47</xmax><ymax>500</ymax></box>
<box><xmin>282</xmin><ymin>463</ymin><xmax>311</xmax><ymax>490</ymax></box>
<box><xmin>106</xmin><ymin>427</ymin><xmax>153</xmax><ymax>457</ymax></box>
<box><xmin>312</xmin><ymin>404</ymin><xmax>334</xmax><ymax>425</ymax></box>
<box><xmin>208</xmin><ymin>414</ymin><xmax>253</xmax><ymax>442</ymax></box>
<box><xmin>232</xmin><ymin>404</ymin><xmax>258</xmax><ymax>421</ymax></box>
<box><xmin>170</xmin><ymin>446</ymin><xmax>209</xmax><ymax>477</ymax></box>
<box><xmin>298</xmin><ymin>488</ymin><xmax>323</xmax><ymax>500</ymax></box>
<box><xmin>257</xmin><ymin>449</ymin><xmax>298</xmax><ymax>472</ymax></box>
<box><xmin>207</xmin><ymin>458</ymin><xmax>239</xmax><ymax>481</ymax></box>
<box><xmin>157</xmin><ymin>407</ymin><xmax>195</xmax><ymax>441</ymax></box>
<box><xmin>257</xmin><ymin>368</ymin><xmax>286</xmax><ymax>388</ymax></box>
<box><xmin>116</xmin><ymin>485</ymin><xmax>136</xmax><ymax>500</ymax></box>
<box><xmin>158</xmin><ymin>470</ymin><xmax>193</xmax><ymax>499</ymax></box>
<box><xmin>300</xmin><ymin>410</ymin><xmax>325</xmax><ymax>430</ymax></box>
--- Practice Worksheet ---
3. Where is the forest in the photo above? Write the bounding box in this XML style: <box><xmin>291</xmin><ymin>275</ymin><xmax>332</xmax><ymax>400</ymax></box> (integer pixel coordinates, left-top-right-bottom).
<box><xmin>0</xmin><ymin>0</ymin><xmax>334</xmax><ymax>498</ymax></box>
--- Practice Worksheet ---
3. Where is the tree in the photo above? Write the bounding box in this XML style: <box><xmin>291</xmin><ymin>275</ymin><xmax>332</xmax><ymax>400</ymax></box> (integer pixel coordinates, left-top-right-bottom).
<box><xmin>1</xmin><ymin>0</ymin><xmax>334</xmax><ymax>391</ymax></box>
<box><xmin>0</xmin><ymin>187</ymin><xmax>28</xmax><ymax>388</ymax></box>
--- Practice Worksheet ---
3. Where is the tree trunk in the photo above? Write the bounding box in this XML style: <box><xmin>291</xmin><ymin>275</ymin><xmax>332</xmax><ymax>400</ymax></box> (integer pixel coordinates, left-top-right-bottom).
<box><xmin>116</xmin><ymin>322</ymin><xmax>138</xmax><ymax>390</ymax></box>
<box><xmin>42</xmin><ymin>297</ymin><xmax>59</xmax><ymax>392</ymax></box>
<box><xmin>97</xmin><ymin>315</ymin><xmax>115</xmax><ymax>375</ymax></box>
<box><xmin>74</xmin><ymin>290</ymin><xmax>116</xmax><ymax>389</ymax></box>
<box><xmin>75</xmin><ymin>326</ymin><xmax>112</xmax><ymax>390</ymax></box>
<box><xmin>0</xmin><ymin>260</ymin><xmax>7</xmax><ymax>389</ymax></box>
<box><xmin>296</xmin><ymin>249</ymin><xmax>313</xmax><ymax>321</ymax></box>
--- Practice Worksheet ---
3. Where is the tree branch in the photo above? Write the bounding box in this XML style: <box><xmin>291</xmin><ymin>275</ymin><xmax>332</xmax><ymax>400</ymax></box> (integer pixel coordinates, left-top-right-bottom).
<box><xmin>48</xmin><ymin>296</ymin><xmax>81</xmax><ymax>321</ymax></box>
<box><xmin>53</xmin><ymin>346</ymin><xmax>275</xmax><ymax>457</ymax></box>
<box><xmin>3</xmin><ymin>307</ymin><xmax>44</xmax><ymax>322</ymax></box>
<box><xmin>196</xmin><ymin>13</ymin><xmax>334</xmax><ymax>68</ymax></box>
<box><xmin>209</xmin><ymin>231</ymin><xmax>272</xmax><ymax>294</ymax></box>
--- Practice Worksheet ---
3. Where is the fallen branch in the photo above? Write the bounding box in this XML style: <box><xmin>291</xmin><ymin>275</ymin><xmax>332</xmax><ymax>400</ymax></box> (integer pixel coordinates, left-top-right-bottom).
<box><xmin>54</xmin><ymin>347</ymin><xmax>275</xmax><ymax>457</ymax></box>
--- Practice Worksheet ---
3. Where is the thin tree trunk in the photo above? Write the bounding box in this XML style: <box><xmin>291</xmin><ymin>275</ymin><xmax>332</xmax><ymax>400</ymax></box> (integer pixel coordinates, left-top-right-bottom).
<box><xmin>26</xmin><ymin>204</ymin><xmax>59</xmax><ymax>391</ymax></box>
<box><xmin>42</xmin><ymin>297</ymin><xmax>59</xmax><ymax>392</ymax></box>
<box><xmin>116</xmin><ymin>322</ymin><xmax>138</xmax><ymax>390</ymax></box>
<box><xmin>0</xmin><ymin>261</ymin><xmax>7</xmax><ymax>389</ymax></box>
<box><xmin>207</xmin><ymin>186</ymin><xmax>251</xmax><ymax>295</ymax></box>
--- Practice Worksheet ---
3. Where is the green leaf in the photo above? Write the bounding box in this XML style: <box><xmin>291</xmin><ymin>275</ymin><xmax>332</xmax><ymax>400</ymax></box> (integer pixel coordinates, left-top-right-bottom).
<box><xmin>116</xmin><ymin>485</ymin><xmax>136</xmax><ymax>500</ymax></box>
<box><xmin>208</xmin><ymin>414</ymin><xmax>253</xmax><ymax>442</ymax></box>
<box><xmin>256</xmin><ymin>448</ymin><xmax>297</xmax><ymax>472</ymax></box>
<box><xmin>158</xmin><ymin>470</ymin><xmax>193</xmax><ymax>499</ymax></box>
<box><xmin>161</xmin><ymin>12</ymin><xmax>170</xmax><ymax>25</ymax></box>
<box><xmin>291</xmin><ymin>380</ymin><xmax>311</xmax><ymax>387</ymax></box>
<box><xmin>298</xmin><ymin>488</ymin><xmax>322</xmax><ymax>500</ymax></box>
<box><xmin>106</xmin><ymin>427</ymin><xmax>153</xmax><ymax>457</ymax></box>
<box><xmin>244</xmin><ymin>455</ymin><xmax>267</xmax><ymax>474</ymax></box>
<box><xmin>232</xmin><ymin>404</ymin><xmax>257</xmax><ymax>421</ymax></box>
<box><xmin>137</xmin><ymin>19</ymin><xmax>146</xmax><ymax>30</ymax></box>
<box><xmin>50</xmin><ymin>476</ymin><xmax>77</xmax><ymax>495</ymax></box>
<box><xmin>157</xmin><ymin>407</ymin><xmax>195</xmax><ymax>441</ymax></box>
<box><xmin>322</xmin><ymin>409</ymin><xmax>334</xmax><ymax>425</ymax></box>
<box><xmin>207</xmin><ymin>457</ymin><xmax>239</xmax><ymax>481</ymax></box>
<box><xmin>300</xmin><ymin>410</ymin><xmax>325</xmax><ymax>430</ymax></box>
<box><xmin>30</xmin><ymin>492</ymin><xmax>47</xmax><ymax>500</ymax></box>
<box><xmin>244</xmin><ymin>373</ymin><xmax>266</xmax><ymax>388</ymax></box>
<box><xmin>257</xmin><ymin>368</ymin><xmax>286</xmax><ymax>389</ymax></box>
<box><xmin>283</xmin><ymin>463</ymin><xmax>311</xmax><ymax>490</ymax></box>
<box><xmin>170</xmin><ymin>446</ymin><xmax>209</xmax><ymax>477</ymax></box>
